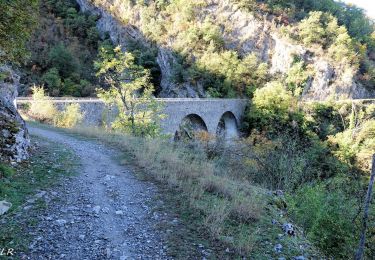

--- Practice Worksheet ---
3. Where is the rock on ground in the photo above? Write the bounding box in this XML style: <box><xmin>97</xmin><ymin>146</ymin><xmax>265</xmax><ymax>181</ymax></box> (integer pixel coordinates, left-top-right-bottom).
<box><xmin>0</xmin><ymin>200</ymin><xmax>12</xmax><ymax>215</ymax></box>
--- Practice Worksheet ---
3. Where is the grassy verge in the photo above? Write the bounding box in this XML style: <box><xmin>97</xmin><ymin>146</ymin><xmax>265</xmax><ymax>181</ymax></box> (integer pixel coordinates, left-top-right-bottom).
<box><xmin>28</xmin><ymin>122</ymin><xmax>323</xmax><ymax>258</ymax></box>
<box><xmin>0</xmin><ymin>135</ymin><xmax>78</xmax><ymax>256</ymax></box>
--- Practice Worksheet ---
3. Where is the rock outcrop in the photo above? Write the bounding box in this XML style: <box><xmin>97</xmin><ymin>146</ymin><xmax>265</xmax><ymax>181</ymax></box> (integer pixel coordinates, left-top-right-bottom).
<box><xmin>75</xmin><ymin>0</ymin><xmax>375</xmax><ymax>100</ymax></box>
<box><xmin>0</xmin><ymin>66</ymin><xmax>30</xmax><ymax>163</ymax></box>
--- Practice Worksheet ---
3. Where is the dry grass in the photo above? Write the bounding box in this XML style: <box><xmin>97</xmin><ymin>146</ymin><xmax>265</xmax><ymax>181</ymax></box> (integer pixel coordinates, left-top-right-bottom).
<box><xmin>25</xmin><ymin>123</ymin><xmax>325</xmax><ymax>258</ymax></box>
<box><xmin>63</xmin><ymin>126</ymin><xmax>267</xmax><ymax>255</ymax></box>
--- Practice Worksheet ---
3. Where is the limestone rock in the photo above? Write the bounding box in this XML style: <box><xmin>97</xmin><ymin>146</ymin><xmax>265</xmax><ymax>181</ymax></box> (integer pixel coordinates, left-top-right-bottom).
<box><xmin>0</xmin><ymin>65</ymin><xmax>30</xmax><ymax>163</ymax></box>
<box><xmin>283</xmin><ymin>222</ymin><xmax>295</xmax><ymax>236</ymax></box>
<box><xmin>0</xmin><ymin>200</ymin><xmax>12</xmax><ymax>215</ymax></box>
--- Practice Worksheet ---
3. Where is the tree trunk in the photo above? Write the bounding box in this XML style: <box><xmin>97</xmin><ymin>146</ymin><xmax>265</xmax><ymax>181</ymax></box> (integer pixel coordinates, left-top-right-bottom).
<box><xmin>130</xmin><ymin>104</ymin><xmax>135</xmax><ymax>135</ymax></box>
<box><xmin>354</xmin><ymin>154</ymin><xmax>375</xmax><ymax>260</ymax></box>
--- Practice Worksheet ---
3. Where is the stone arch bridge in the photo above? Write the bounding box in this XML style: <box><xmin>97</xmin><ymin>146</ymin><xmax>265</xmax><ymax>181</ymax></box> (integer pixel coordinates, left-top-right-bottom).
<box><xmin>16</xmin><ymin>98</ymin><xmax>248</xmax><ymax>138</ymax></box>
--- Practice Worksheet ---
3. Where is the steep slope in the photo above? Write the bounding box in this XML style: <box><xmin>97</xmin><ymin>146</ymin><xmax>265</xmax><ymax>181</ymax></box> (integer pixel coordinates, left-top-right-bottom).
<box><xmin>75</xmin><ymin>0</ymin><xmax>375</xmax><ymax>100</ymax></box>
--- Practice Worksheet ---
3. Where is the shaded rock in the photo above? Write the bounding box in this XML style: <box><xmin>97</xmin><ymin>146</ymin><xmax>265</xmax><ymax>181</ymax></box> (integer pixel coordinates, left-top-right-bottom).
<box><xmin>93</xmin><ymin>206</ymin><xmax>101</xmax><ymax>214</ymax></box>
<box><xmin>0</xmin><ymin>200</ymin><xmax>12</xmax><ymax>215</ymax></box>
<box><xmin>56</xmin><ymin>219</ymin><xmax>67</xmax><ymax>226</ymax></box>
<box><xmin>283</xmin><ymin>223</ymin><xmax>295</xmax><ymax>236</ymax></box>
<box><xmin>115</xmin><ymin>210</ymin><xmax>123</xmax><ymax>215</ymax></box>
<box><xmin>0</xmin><ymin>65</ymin><xmax>30</xmax><ymax>163</ymax></box>
<box><xmin>274</xmin><ymin>243</ymin><xmax>283</xmax><ymax>253</ymax></box>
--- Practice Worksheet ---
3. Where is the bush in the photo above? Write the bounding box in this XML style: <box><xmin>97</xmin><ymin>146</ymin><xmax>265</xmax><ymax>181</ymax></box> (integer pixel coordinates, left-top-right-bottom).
<box><xmin>0</xmin><ymin>164</ymin><xmax>14</xmax><ymax>179</ymax></box>
<box><xmin>54</xmin><ymin>103</ymin><xmax>83</xmax><ymax>128</ymax></box>
<box><xmin>288</xmin><ymin>184</ymin><xmax>358</xmax><ymax>258</ymax></box>
<box><xmin>296</xmin><ymin>11</ymin><xmax>357</xmax><ymax>65</ymax></box>
<box><xmin>245</xmin><ymin>81</ymin><xmax>304</xmax><ymax>135</ymax></box>
<box><xmin>48</xmin><ymin>43</ymin><xmax>78</xmax><ymax>78</ymax></box>
<box><xmin>41</xmin><ymin>68</ymin><xmax>62</xmax><ymax>96</ymax></box>
<box><xmin>195</xmin><ymin>50</ymin><xmax>268</xmax><ymax>97</ymax></box>
<box><xmin>29</xmin><ymin>86</ymin><xmax>58</xmax><ymax>123</ymax></box>
<box><xmin>329</xmin><ymin>119</ymin><xmax>375</xmax><ymax>172</ymax></box>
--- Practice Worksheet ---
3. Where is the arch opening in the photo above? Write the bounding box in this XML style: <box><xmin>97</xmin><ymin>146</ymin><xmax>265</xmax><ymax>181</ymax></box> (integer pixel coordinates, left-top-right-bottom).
<box><xmin>216</xmin><ymin>111</ymin><xmax>239</xmax><ymax>139</ymax></box>
<box><xmin>174</xmin><ymin>114</ymin><xmax>208</xmax><ymax>141</ymax></box>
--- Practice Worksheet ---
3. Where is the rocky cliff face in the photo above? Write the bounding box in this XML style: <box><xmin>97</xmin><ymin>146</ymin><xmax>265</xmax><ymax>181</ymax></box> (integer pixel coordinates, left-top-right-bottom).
<box><xmin>0</xmin><ymin>66</ymin><xmax>30</xmax><ymax>163</ymax></box>
<box><xmin>76</xmin><ymin>0</ymin><xmax>375</xmax><ymax>100</ymax></box>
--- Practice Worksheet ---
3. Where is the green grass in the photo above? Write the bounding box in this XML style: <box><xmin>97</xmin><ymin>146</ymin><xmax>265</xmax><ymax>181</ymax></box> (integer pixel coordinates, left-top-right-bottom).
<box><xmin>0</xmin><ymin>136</ymin><xmax>78</xmax><ymax>256</ymax></box>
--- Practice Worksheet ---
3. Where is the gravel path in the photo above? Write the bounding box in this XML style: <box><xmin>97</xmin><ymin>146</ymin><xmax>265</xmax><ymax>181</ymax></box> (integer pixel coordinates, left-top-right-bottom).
<box><xmin>25</xmin><ymin>126</ymin><xmax>171</xmax><ymax>259</ymax></box>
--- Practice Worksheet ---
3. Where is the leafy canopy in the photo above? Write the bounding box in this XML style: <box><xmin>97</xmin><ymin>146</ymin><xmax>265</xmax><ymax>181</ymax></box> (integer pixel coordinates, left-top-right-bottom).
<box><xmin>95</xmin><ymin>46</ymin><xmax>164</xmax><ymax>137</ymax></box>
<box><xmin>0</xmin><ymin>0</ymin><xmax>39</xmax><ymax>63</ymax></box>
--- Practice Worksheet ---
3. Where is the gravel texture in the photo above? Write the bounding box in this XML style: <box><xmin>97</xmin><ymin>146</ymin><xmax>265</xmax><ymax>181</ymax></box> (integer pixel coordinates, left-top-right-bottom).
<box><xmin>23</xmin><ymin>126</ymin><xmax>171</xmax><ymax>259</ymax></box>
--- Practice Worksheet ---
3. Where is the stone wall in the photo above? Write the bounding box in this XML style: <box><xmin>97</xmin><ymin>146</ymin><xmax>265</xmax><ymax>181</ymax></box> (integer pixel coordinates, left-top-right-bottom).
<box><xmin>17</xmin><ymin>98</ymin><xmax>248</xmax><ymax>136</ymax></box>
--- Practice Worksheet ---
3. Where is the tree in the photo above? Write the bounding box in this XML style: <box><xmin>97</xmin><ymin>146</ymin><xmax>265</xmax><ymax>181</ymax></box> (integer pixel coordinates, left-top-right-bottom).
<box><xmin>48</xmin><ymin>43</ymin><xmax>78</xmax><ymax>78</ymax></box>
<box><xmin>0</xmin><ymin>0</ymin><xmax>39</xmax><ymax>63</ymax></box>
<box><xmin>245</xmin><ymin>81</ymin><xmax>304</xmax><ymax>135</ymax></box>
<box><xmin>95</xmin><ymin>46</ymin><xmax>164</xmax><ymax>137</ymax></box>
<box><xmin>41</xmin><ymin>68</ymin><xmax>62</xmax><ymax>96</ymax></box>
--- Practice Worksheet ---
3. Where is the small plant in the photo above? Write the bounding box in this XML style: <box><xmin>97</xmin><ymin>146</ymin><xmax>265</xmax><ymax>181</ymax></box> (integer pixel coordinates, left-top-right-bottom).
<box><xmin>0</xmin><ymin>163</ymin><xmax>14</xmax><ymax>179</ymax></box>
<box><xmin>54</xmin><ymin>103</ymin><xmax>83</xmax><ymax>128</ymax></box>
<box><xmin>29</xmin><ymin>86</ymin><xmax>58</xmax><ymax>123</ymax></box>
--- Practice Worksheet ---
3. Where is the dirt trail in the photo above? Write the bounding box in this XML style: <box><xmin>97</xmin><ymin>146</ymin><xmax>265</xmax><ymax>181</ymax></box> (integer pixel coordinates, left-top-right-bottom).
<box><xmin>26</xmin><ymin>126</ymin><xmax>170</xmax><ymax>259</ymax></box>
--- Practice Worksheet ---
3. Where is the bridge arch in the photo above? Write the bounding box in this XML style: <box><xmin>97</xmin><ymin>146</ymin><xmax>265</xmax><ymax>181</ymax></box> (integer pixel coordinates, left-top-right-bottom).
<box><xmin>216</xmin><ymin>111</ymin><xmax>239</xmax><ymax>139</ymax></box>
<box><xmin>174</xmin><ymin>113</ymin><xmax>208</xmax><ymax>140</ymax></box>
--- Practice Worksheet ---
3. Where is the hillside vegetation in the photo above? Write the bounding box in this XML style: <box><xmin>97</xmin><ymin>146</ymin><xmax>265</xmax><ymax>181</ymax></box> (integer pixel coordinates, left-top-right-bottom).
<box><xmin>19</xmin><ymin>0</ymin><xmax>375</xmax><ymax>99</ymax></box>
<box><xmin>65</xmin><ymin>0</ymin><xmax>375</xmax><ymax>100</ymax></box>
<box><xmin>1</xmin><ymin>0</ymin><xmax>375</xmax><ymax>259</ymax></box>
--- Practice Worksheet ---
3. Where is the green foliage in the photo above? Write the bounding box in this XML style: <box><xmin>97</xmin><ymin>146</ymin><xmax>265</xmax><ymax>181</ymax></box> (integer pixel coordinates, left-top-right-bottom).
<box><xmin>29</xmin><ymin>86</ymin><xmax>83</xmax><ymax>128</ymax></box>
<box><xmin>304</xmin><ymin>102</ymin><xmax>343</xmax><ymax>139</ymax></box>
<box><xmin>125</xmin><ymin>39</ymin><xmax>161</xmax><ymax>89</ymax></box>
<box><xmin>296</xmin><ymin>11</ymin><xmax>357</xmax><ymax>65</ymax></box>
<box><xmin>47</xmin><ymin>44</ymin><xmax>78</xmax><ymax>78</ymax></box>
<box><xmin>288</xmin><ymin>184</ymin><xmax>357</xmax><ymax>258</ymax></box>
<box><xmin>285</xmin><ymin>60</ymin><xmax>311</xmax><ymax>95</ymax></box>
<box><xmin>0</xmin><ymin>0</ymin><xmax>39</xmax><ymax>63</ymax></box>
<box><xmin>95</xmin><ymin>46</ymin><xmax>164</xmax><ymax>137</ymax></box>
<box><xmin>41</xmin><ymin>68</ymin><xmax>62</xmax><ymax>95</ymax></box>
<box><xmin>329</xmin><ymin>118</ymin><xmax>375</xmax><ymax>172</ymax></box>
<box><xmin>245</xmin><ymin>81</ymin><xmax>305</xmax><ymax>134</ymax></box>
<box><xmin>243</xmin><ymin>97</ymin><xmax>374</xmax><ymax>258</ymax></box>
<box><xmin>240</xmin><ymin>0</ymin><xmax>374</xmax><ymax>50</ymax></box>
<box><xmin>193</xmin><ymin>50</ymin><xmax>268</xmax><ymax>97</ymax></box>
<box><xmin>22</xmin><ymin>0</ymin><xmax>102</xmax><ymax>97</ymax></box>
<box><xmin>54</xmin><ymin>103</ymin><xmax>83</xmax><ymax>128</ymax></box>
<box><xmin>244</xmin><ymin>133</ymin><xmax>333</xmax><ymax>190</ymax></box>
<box><xmin>0</xmin><ymin>164</ymin><xmax>14</xmax><ymax>179</ymax></box>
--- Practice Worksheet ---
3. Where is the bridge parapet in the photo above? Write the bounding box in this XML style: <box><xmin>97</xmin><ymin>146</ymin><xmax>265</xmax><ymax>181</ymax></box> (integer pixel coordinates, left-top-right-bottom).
<box><xmin>16</xmin><ymin>97</ymin><xmax>249</xmax><ymax>137</ymax></box>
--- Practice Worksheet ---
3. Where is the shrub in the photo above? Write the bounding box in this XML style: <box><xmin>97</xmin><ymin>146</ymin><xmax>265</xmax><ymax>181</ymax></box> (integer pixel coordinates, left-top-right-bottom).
<box><xmin>0</xmin><ymin>164</ymin><xmax>14</xmax><ymax>179</ymax></box>
<box><xmin>29</xmin><ymin>86</ymin><xmax>58</xmax><ymax>123</ymax></box>
<box><xmin>285</xmin><ymin>60</ymin><xmax>311</xmax><ymax>95</ymax></box>
<box><xmin>54</xmin><ymin>103</ymin><xmax>83</xmax><ymax>128</ymax></box>
<box><xmin>195</xmin><ymin>50</ymin><xmax>268</xmax><ymax>97</ymax></box>
<box><xmin>41</xmin><ymin>68</ymin><xmax>62</xmax><ymax>96</ymax></box>
<box><xmin>245</xmin><ymin>81</ymin><xmax>304</xmax><ymax>135</ymax></box>
<box><xmin>288</xmin><ymin>184</ymin><xmax>358</xmax><ymax>258</ymax></box>
<box><xmin>328</xmin><ymin>119</ymin><xmax>375</xmax><ymax>172</ymax></box>
<box><xmin>48</xmin><ymin>43</ymin><xmax>78</xmax><ymax>78</ymax></box>
<box><xmin>296</xmin><ymin>11</ymin><xmax>357</xmax><ymax>65</ymax></box>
